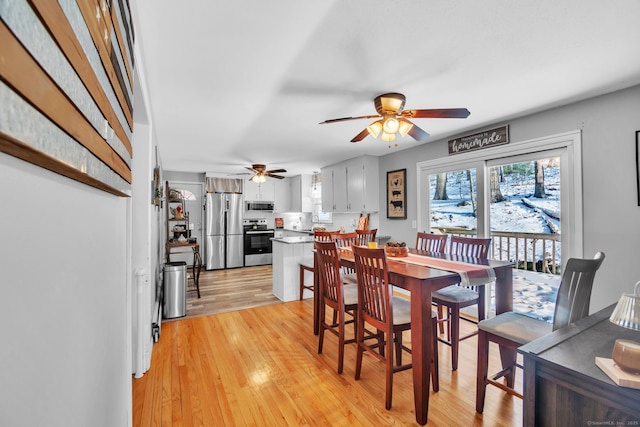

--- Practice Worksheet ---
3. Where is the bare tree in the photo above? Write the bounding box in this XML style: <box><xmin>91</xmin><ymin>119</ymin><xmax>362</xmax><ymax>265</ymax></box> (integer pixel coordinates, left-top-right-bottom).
<box><xmin>434</xmin><ymin>172</ymin><xmax>448</xmax><ymax>200</ymax></box>
<box><xmin>490</xmin><ymin>167</ymin><xmax>506</xmax><ymax>203</ymax></box>
<box><xmin>534</xmin><ymin>160</ymin><xmax>546</xmax><ymax>198</ymax></box>
<box><xmin>467</xmin><ymin>169</ymin><xmax>477</xmax><ymax>216</ymax></box>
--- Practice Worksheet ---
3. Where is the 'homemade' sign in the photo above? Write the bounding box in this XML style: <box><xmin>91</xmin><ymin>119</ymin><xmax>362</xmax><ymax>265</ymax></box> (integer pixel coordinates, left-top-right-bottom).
<box><xmin>448</xmin><ymin>125</ymin><xmax>509</xmax><ymax>155</ymax></box>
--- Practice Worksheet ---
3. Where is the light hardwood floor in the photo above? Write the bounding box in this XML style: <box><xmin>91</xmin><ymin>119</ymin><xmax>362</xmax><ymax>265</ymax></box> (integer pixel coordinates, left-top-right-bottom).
<box><xmin>134</xmin><ymin>267</ymin><xmax>523</xmax><ymax>426</ymax></box>
<box><xmin>182</xmin><ymin>265</ymin><xmax>281</xmax><ymax>318</ymax></box>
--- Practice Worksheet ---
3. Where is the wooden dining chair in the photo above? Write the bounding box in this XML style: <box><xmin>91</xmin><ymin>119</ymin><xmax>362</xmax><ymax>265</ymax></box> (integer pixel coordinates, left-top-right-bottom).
<box><xmin>352</xmin><ymin>245</ymin><xmax>439</xmax><ymax>410</ymax></box>
<box><xmin>315</xmin><ymin>230</ymin><xmax>341</xmax><ymax>242</ymax></box>
<box><xmin>315</xmin><ymin>240</ymin><xmax>359</xmax><ymax>374</ymax></box>
<box><xmin>415</xmin><ymin>232</ymin><xmax>448</xmax><ymax>253</ymax></box>
<box><xmin>299</xmin><ymin>230</ymin><xmax>341</xmax><ymax>300</ymax></box>
<box><xmin>475</xmin><ymin>252</ymin><xmax>605</xmax><ymax>413</ymax></box>
<box><xmin>334</xmin><ymin>232</ymin><xmax>358</xmax><ymax>283</ymax></box>
<box><xmin>356</xmin><ymin>228</ymin><xmax>377</xmax><ymax>246</ymax></box>
<box><xmin>334</xmin><ymin>232</ymin><xmax>357</xmax><ymax>249</ymax></box>
<box><xmin>432</xmin><ymin>235</ymin><xmax>492</xmax><ymax>370</ymax></box>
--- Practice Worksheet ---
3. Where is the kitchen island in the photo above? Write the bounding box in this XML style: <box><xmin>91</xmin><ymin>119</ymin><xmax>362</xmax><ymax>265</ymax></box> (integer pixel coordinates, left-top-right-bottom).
<box><xmin>271</xmin><ymin>236</ymin><xmax>314</xmax><ymax>302</ymax></box>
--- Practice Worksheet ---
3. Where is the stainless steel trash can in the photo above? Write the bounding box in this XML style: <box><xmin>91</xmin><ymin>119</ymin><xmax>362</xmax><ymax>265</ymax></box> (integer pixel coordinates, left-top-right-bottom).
<box><xmin>163</xmin><ymin>261</ymin><xmax>187</xmax><ymax>319</ymax></box>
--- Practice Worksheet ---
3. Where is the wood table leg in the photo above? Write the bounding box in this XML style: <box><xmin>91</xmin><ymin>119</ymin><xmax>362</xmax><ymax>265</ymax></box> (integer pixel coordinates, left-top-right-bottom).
<box><xmin>410</xmin><ymin>280</ymin><xmax>430</xmax><ymax>426</ymax></box>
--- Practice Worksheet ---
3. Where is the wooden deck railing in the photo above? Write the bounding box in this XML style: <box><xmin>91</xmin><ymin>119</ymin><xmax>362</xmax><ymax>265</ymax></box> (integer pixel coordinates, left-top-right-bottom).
<box><xmin>433</xmin><ymin>228</ymin><xmax>561</xmax><ymax>275</ymax></box>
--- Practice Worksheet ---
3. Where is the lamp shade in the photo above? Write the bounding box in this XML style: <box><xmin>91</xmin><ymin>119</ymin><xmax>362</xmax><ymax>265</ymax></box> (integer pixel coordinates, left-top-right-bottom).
<box><xmin>609</xmin><ymin>281</ymin><xmax>640</xmax><ymax>331</ymax></box>
<box><xmin>251</xmin><ymin>174</ymin><xmax>266</xmax><ymax>183</ymax></box>
<box><xmin>367</xmin><ymin>120</ymin><xmax>382</xmax><ymax>138</ymax></box>
<box><xmin>382</xmin><ymin>117</ymin><xmax>399</xmax><ymax>134</ymax></box>
<box><xmin>398</xmin><ymin>119</ymin><xmax>413</xmax><ymax>137</ymax></box>
<box><xmin>381</xmin><ymin>132</ymin><xmax>395</xmax><ymax>142</ymax></box>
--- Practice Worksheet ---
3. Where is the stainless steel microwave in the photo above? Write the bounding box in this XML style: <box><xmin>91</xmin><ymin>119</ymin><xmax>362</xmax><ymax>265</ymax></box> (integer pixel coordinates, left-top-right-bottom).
<box><xmin>245</xmin><ymin>201</ymin><xmax>274</xmax><ymax>211</ymax></box>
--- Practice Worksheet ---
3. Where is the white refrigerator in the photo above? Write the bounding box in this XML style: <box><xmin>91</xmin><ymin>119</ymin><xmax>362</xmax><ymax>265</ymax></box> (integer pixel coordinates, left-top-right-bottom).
<box><xmin>204</xmin><ymin>193</ymin><xmax>244</xmax><ymax>270</ymax></box>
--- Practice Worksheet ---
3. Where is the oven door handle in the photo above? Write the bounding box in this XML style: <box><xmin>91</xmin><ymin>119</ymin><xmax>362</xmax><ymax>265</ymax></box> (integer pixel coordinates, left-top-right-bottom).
<box><xmin>245</xmin><ymin>230</ymin><xmax>275</xmax><ymax>235</ymax></box>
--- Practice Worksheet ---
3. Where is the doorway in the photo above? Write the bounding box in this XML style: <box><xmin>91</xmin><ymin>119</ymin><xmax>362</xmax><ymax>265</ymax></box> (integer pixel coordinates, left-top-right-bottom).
<box><xmin>167</xmin><ymin>181</ymin><xmax>204</xmax><ymax>266</ymax></box>
<box><xmin>418</xmin><ymin>131</ymin><xmax>583</xmax><ymax>317</ymax></box>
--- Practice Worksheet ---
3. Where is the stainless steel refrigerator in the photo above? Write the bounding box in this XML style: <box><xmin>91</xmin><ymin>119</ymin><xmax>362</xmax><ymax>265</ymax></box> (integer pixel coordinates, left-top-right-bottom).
<box><xmin>204</xmin><ymin>193</ymin><xmax>244</xmax><ymax>270</ymax></box>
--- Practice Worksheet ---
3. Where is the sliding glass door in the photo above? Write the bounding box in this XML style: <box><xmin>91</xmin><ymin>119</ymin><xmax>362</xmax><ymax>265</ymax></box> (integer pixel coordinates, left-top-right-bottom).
<box><xmin>487</xmin><ymin>152</ymin><xmax>562</xmax><ymax>274</ymax></box>
<box><xmin>417</xmin><ymin>131</ymin><xmax>583</xmax><ymax>316</ymax></box>
<box><xmin>428</xmin><ymin>167</ymin><xmax>478</xmax><ymax>235</ymax></box>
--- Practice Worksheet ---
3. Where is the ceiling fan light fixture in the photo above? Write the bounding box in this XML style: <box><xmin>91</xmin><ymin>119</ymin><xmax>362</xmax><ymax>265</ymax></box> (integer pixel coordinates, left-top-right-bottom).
<box><xmin>375</xmin><ymin>93</ymin><xmax>406</xmax><ymax>115</ymax></box>
<box><xmin>367</xmin><ymin>121</ymin><xmax>382</xmax><ymax>138</ymax></box>
<box><xmin>251</xmin><ymin>174</ymin><xmax>266</xmax><ymax>183</ymax></box>
<box><xmin>381</xmin><ymin>132</ymin><xmax>395</xmax><ymax>142</ymax></box>
<box><xmin>383</xmin><ymin>117</ymin><xmax>399</xmax><ymax>134</ymax></box>
<box><xmin>398</xmin><ymin>120</ymin><xmax>413</xmax><ymax>137</ymax></box>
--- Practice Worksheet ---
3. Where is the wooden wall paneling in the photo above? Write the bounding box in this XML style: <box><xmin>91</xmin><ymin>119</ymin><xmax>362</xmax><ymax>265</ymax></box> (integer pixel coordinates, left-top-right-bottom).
<box><xmin>109</xmin><ymin>45</ymin><xmax>133</xmax><ymax>117</ymax></box>
<box><xmin>98</xmin><ymin>0</ymin><xmax>135</xmax><ymax>116</ymax></box>
<box><xmin>75</xmin><ymin>0</ymin><xmax>133</xmax><ymax>130</ymax></box>
<box><xmin>0</xmin><ymin>132</ymin><xmax>128</xmax><ymax>197</ymax></box>
<box><xmin>98</xmin><ymin>1</ymin><xmax>135</xmax><ymax>122</ymax></box>
<box><xmin>110</xmin><ymin>0</ymin><xmax>134</xmax><ymax>89</ymax></box>
<box><xmin>0</xmin><ymin>20</ymin><xmax>132</xmax><ymax>183</ymax></box>
<box><xmin>115</xmin><ymin>0</ymin><xmax>135</xmax><ymax>71</ymax></box>
<box><xmin>29</xmin><ymin>0</ymin><xmax>132</xmax><ymax>157</ymax></box>
<box><xmin>1</xmin><ymin>77</ymin><xmax>130</xmax><ymax>195</ymax></box>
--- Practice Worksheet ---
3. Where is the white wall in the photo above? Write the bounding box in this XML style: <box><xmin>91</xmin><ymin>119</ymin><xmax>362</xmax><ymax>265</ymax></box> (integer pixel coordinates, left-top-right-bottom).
<box><xmin>0</xmin><ymin>153</ymin><xmax>130</xmax><ymax>426</ymax></box>
<box><xmin>378</xmin><ymin>85</ymin><xmax>640</xmax><ymax>313</ymax></box>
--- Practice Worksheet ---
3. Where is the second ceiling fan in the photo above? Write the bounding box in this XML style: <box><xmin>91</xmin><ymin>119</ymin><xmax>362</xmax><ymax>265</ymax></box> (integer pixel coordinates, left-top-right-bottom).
<box><xmin>245</xmin><ymin>164</ymin><xmax>286</xmax><ymax>183</ymax></box>
<box><xmin>320</xmin><ymin>92</ymin><xmax>470</xmax><ymax>145</ymax></box>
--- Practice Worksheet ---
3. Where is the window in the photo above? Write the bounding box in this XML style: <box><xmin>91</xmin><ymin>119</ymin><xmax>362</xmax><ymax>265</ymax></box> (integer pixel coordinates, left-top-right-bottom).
<box><xmin>418</xmin><ymin>131</ymin><xmax>582</xmax><ymax>262</ymax></box>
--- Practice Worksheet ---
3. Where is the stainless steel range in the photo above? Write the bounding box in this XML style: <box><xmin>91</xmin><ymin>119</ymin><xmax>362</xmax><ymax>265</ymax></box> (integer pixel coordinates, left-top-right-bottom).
<box><xmin>243</xmin><ymin>218</ymin><xmax>274</xmax><ymax>266</ymax></box>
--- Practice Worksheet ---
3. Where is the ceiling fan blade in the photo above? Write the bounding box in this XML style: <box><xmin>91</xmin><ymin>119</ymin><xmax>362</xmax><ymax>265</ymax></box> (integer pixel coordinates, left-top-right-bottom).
<box><xmin>350</xmin><ymin>128</ymin><xmax>370</xmax><ymax>143</ymax></box>
<box><xmin>401</xmin><ymin>108</ymin><xmax>470</xmax><ymax>119</ymax></box>
<box><xmin>265</xmin><ymin>169</ymin><xmax>287</xmax><ymax>174</ymax></box>
<box><xmin>320</xmin><ymin>114</ymin><xmax>380</xmax><ymax>124</ymax></box>
<box><xmin>269</xmin><ymin>174</ymin><xmax>286</xmax><ymax>180</ymax></box>
<box><xmin>245</xmin><ymin>166</ymin><xmax>258</xmax><ymax>173</ymax></box>
<box><xmin>406</xmin><ymin>122</ymin><xmax>430</xmax><ymax>141</ymax></box>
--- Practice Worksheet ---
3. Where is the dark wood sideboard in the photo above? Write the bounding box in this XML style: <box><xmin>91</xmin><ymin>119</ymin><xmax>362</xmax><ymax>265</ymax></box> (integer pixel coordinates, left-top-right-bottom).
<box><xmin>519</xmin><ymin>304</ymin><xmax>640</xmax><ymax>426</ymax></box>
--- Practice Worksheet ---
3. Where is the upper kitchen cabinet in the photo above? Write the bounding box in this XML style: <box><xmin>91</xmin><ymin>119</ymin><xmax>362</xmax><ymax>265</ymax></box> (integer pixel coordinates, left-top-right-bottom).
<box><xmin>322</xmin><ymin>164</ymin><xmax>347</xmax><ymax>212</ymax></box>
<box><xmin>244</xmin><ymin>179</ymin><xmax>275</xmax><ymax>201</ymax></box>
<box><xmin>290</xmin><ymin>175</ymin><xmax>313</xmax><ymax>212</ymax></box>
<box><xmin>321</xmin><ymin>156</ymin><xmax>379</xmax><ymax>213</ymax></box>
<box><xmin>273</xmin><ymin>178</ymin><xmax>290</xmax><ymax>213</ymax></box>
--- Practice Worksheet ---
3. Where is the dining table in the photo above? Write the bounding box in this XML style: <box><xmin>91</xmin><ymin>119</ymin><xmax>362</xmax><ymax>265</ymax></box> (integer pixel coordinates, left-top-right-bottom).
<box><xmin>312</xmin><ymin>247</ymin><xmax>514</xmax><ymax>426</ymax></box>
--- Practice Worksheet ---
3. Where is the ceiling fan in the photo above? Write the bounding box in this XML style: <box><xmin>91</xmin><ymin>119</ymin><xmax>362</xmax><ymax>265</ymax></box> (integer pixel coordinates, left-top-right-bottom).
<box><xmin>245</xmin><ymin>164</ymin><xmax>287</xmax><ymax>183</ymax></box>
<box><xmin>320</xmin><ymin>92</ymin><xmax>470</xmax><ymax>145</ymax></box>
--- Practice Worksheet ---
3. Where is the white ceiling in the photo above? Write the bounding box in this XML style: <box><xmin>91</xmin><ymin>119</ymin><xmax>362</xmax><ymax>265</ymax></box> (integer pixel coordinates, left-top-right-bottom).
<box><xmin>132</xmin><ymin>0</ymin><xmax>640</xmax><ymax>177</ymax></box>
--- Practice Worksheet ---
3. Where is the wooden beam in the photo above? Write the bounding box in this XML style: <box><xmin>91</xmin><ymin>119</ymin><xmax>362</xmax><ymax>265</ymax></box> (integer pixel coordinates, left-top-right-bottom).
<box><xmin>0</xmin><ymin>132</ymin><xmax>128</xmax><ymax>197</ymax></box>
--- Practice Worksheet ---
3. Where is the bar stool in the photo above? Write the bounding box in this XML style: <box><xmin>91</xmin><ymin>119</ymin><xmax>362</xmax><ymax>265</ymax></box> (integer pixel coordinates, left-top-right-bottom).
<box><xmin>299</xmin><ymin>230</ymin><xmax>341</xmax><ymax>301</ymax></box>
<box><xmin>299</xmin><ymin>258</ymin><xmax>314</xmax><ymax>300</ymax></box>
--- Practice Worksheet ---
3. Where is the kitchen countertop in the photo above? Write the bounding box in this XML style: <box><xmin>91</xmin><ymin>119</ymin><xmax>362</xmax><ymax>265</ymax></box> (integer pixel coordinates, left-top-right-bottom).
<box><xmin>282</xmin><ymin>228</ymin><xmax>313</xmax><ymax>233</ymax></box>
<box><xmin>271</xmin><ymin>236</ymin><xmax>315</xmax><ymax>244</ymax></box>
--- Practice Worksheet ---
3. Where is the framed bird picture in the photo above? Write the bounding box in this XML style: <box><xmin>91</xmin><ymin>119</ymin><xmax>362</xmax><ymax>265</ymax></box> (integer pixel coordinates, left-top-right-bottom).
<box><xmin>387</xmin><ymin>168</ymin><xmax>406</xmax><ymax>219</ymax></box>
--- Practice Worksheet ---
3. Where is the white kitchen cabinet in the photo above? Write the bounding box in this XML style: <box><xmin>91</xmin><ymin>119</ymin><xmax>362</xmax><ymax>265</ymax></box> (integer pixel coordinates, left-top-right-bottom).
<box><xmin>244</xmin><ymin>179</ymin><xmax>275</xmax><ymax>201</ymax></box>
<box><xmin>273</xmin><ymin>178</ymin><xmax>290</xmax><ymax>213</ymax></box>
<box><xmin>346</xmin><ymin>156</ymin><xmax>379</xmax><ymax>212</ymax></box>
<box><xmin>321</xmin><ymin>164</ymin><xmax>348</xmax><ymax>212</ymax></box>
<box><xmin>321</xmin><ymin>156</ymin><xmax>379</xmax><ymax>212</ymax></box>
<box><xmin>272</xmin><ymin>238</ymin><xmax>314</xmax><ymax>302</ymax></box>
<box><xmin>320</xmin><ymin>167</ymin><xmax>333</xmax><ymax>212</ymax></box>
<box><xmin>290</xmin><ymin>174</ymin><xmax>313</xmax><ymax>212</ymax></box>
